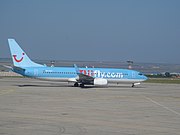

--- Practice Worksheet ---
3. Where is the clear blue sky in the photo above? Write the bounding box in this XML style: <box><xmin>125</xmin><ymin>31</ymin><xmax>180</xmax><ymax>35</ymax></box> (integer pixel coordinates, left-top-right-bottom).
<box><xmin>0</xmin><ymin>0</ymin><xmax>180</xmax><ymax>64</ymax></box>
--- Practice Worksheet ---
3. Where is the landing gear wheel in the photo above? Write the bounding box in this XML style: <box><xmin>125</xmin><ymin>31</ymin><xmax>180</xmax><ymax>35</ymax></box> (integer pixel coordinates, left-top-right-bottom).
<box><xmin>132</xmin><ymin>83</ymin><xmax>135</xmax><ymax>87</ymax></box>
<box><xmin>74</xmin><ymin>82</ymin><xmax>79</xmax><ymax>87</ymax></box>
<box><xmin>80</xmin><ymin>83</ymin><xmax>84</xmax><ymax>88</ymax></box>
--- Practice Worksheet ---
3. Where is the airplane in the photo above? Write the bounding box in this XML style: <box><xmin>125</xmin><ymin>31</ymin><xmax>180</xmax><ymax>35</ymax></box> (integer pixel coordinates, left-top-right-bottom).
<box><xmin>7</xmin><ymin>39</ymin><xmax>147</xmax><ymax>87</ymax></box>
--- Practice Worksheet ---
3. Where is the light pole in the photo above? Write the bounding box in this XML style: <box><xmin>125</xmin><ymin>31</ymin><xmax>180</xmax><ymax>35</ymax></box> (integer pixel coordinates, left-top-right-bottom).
<box><xmin>50</xmin><ymin>60</ymin><xmax>55</xmax><ymax>67</ymax></box>
<box><xmin>127</xmin><ymin>61</ymin><xmax>133</xmax><ymax>69</ymax></box>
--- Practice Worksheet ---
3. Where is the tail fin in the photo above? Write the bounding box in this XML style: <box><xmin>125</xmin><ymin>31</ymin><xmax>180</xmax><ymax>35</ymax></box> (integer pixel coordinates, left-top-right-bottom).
<box><xmin>8</xmin><ymin>39</ymin><xmax>44</xmax><ymax>67</ymax></box>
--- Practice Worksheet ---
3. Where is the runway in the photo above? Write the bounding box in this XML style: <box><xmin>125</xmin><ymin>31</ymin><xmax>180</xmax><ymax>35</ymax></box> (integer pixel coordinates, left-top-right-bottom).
<box><xmin>0</xmin><ymin>77</ymin><xmax>180</xmax><ymax>135</ymax></box>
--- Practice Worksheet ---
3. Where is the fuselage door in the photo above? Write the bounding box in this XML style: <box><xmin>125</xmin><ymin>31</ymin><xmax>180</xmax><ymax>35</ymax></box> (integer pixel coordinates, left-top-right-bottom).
<box><xmin>132</xmin><ymin>71</ymin><xmax>135</xmax><ymax>78</ymax></box>
<box><xmin>34</xmin><ymin>69</ymin><xmax>38</xmax><ymax>76</ymax></box>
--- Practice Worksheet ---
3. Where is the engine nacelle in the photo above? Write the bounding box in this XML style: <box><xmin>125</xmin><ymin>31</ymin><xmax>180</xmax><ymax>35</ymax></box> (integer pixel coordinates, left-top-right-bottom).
<box><xmin>68</xmin><ymin>78</ymin><xmax>77</xmax><ymax>82</ymax></box>
<box><xmin>94</xmin><ymin>78</ymin><xmax>108</xmax><ymax>86</ymax></box>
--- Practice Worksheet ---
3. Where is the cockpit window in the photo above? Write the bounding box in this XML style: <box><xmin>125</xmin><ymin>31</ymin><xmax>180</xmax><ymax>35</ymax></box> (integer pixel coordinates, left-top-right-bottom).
<box><xmin>138</xmin><ymin>73</ymin><xmax>143</xmax><ymax>75</ymax></box>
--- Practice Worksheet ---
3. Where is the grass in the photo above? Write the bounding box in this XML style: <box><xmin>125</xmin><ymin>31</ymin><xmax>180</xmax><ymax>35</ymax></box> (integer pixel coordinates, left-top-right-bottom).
<box><xmin>145</xmin><ymin>78</ymin><xmax>180</xmax><ymax>84</ymax></box>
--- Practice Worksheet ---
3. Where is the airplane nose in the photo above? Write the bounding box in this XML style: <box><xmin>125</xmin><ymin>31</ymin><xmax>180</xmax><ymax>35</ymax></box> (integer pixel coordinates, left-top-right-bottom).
<box><xmin>143</xmin><ymin>75</ymin><xmax>148</xmax><ymax>80</ymax></box>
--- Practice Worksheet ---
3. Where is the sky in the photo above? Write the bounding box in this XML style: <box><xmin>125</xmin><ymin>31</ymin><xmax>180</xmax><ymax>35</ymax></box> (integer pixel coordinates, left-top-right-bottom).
<box><xmin>0</xmin><ymin>0</ymin><xmax>180</xmax><ymax>64</ymax></box>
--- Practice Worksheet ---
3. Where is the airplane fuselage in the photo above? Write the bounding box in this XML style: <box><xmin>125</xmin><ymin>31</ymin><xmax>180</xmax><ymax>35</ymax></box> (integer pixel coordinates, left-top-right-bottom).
<box><xmin>13</xmin><ymin>66</ymin><xmax>147</xmax><ymax>84</ymax></box>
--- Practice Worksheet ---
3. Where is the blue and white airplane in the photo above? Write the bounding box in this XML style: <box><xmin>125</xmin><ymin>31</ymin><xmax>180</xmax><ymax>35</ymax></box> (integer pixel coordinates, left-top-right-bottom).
<box><xmin>7</xmin><ymin>39</ymin><xmax>147</xmax><ymax>87</ymax></box>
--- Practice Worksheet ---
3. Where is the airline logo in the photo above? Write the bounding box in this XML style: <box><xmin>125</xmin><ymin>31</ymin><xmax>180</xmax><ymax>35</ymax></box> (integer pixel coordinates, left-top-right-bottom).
<box><xmin>80</xmin><ymin>70</ymin><xmax>124</xmax><ymax>78</ymax></box>
<box><xmin>80</xmin><ymin>70</ymin><xmax>94</xmax><ymax>76</ymax></box>
<box><xmin>13</xmin><ymin>53</ymin><xmax>25</xmax><ymax>63</ymax></box>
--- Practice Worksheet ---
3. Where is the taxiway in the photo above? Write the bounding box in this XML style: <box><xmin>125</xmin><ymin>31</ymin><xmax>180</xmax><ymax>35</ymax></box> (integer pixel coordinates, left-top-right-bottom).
<box><xmin>0</xmin><ymin>77</ymin><xmax>180</xmax><ymax>135</ymax></box>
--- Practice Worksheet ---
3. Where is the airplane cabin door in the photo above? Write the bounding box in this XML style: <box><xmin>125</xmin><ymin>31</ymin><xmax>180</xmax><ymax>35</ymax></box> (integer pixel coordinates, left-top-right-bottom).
<box><xmin>34</xmin><ymin>69</ymin><xmax>38</xmax><ymax>76</ymax></box>
<box><xmin>132</xmin><ymin>71</ymin><xmax>135</xmax><ymax>78</ymax></box>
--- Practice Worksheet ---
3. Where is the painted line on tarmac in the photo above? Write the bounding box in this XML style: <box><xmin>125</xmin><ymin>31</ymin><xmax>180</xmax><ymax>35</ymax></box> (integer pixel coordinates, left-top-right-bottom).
<box><xmin>0</xmin><ymin>89</ymin><xmax>15</xmax><ymax>96</ymax></box>
<box><xmin>143</xmin><ymin>96</ymin><xmax>180</xmax><ymax>116</ymax></box>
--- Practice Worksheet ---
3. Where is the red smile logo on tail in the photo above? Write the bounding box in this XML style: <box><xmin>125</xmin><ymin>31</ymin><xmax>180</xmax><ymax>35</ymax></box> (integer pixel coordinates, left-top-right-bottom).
<box><xmin>13</xmin><ymin>53</ymin><xmax>25</xmax><ymax>62</ymax></box>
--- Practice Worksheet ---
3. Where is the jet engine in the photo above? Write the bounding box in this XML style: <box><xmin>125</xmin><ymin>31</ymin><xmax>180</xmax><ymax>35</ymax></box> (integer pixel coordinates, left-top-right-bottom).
<box><xmin>94</xmin><ymin>78</ymin><xmax>108</xmax><ymax>86</ymax></box>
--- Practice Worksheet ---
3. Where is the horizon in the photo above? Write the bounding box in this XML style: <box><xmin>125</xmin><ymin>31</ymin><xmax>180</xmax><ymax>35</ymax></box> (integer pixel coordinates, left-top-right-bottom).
<box><xmin>1</xmin><ymin>57</ymin><xmax>180</xmax><ymax>65</ymax></box>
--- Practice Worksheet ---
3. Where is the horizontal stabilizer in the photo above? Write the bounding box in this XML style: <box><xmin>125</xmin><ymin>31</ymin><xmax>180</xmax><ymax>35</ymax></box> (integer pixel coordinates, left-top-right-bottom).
<box><xmin>13</xmin><ymin>66</ymin><xmax>26</xmax><ymax>72</ymax></box>
<box><xmin>3</xmin><ymin>65</ymin><xmax>13</xmax><ymax>70</ymax></box>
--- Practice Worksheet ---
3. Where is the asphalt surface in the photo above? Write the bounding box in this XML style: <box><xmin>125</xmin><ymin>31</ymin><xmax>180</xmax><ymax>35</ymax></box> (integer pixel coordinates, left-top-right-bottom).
<box><xmin>0</xmin><ymin>77</ymin><xmax>180</xmax><ymax>135</ymax></box>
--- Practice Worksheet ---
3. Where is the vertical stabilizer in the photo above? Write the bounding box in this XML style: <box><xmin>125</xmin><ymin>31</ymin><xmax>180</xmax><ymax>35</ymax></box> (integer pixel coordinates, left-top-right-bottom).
<box><xmin>8</xmin><ymin>39</ymin><xmax>44</xmax><ymax>67</ymax></box>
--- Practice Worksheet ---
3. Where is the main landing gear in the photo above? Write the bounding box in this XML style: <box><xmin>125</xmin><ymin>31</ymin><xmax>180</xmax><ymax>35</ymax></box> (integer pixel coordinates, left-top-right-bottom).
<box><xmin>80</xmin><ymin>83</ymin><xmax>84</xmax><ymax>88</ymax></box>
<box><xmin>74</xmin><ymin>82</ymin><xmax>85</xmax><ymax>88</ymax></box>
<box><xmin>74</xmin><ymin>82</ymin><xmax>79</xmax><ymax>87</ymax></box>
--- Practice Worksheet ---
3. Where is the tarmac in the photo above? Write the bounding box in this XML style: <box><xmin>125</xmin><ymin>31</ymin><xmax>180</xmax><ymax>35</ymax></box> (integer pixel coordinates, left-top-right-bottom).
<box><xmin>0</xmin><ymin>77</ymin><xmax>180</xmax><ymax>135</ymax></box>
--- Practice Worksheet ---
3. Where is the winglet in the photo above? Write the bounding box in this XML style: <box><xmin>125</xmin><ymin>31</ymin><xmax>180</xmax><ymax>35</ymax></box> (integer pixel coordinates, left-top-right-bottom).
<box><xmin>74</xmin><ymin>64</ymin><xmax>80</xmax><ymax>74</ymax></box>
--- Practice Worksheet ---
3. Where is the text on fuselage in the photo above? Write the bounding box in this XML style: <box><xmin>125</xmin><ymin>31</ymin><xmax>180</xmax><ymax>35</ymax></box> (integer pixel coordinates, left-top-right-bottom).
<box><xmin>80</xmin><ymin>70</ymin><xmax>124</xmax><ymax>78</ymax></box>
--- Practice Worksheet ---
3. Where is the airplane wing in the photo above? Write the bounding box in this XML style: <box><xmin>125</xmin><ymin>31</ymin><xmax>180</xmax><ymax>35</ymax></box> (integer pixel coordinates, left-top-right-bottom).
<box><xmin>74</xmin><ymin>64</ymin><xmax>94</xmax><ymax>84</ymax></box>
